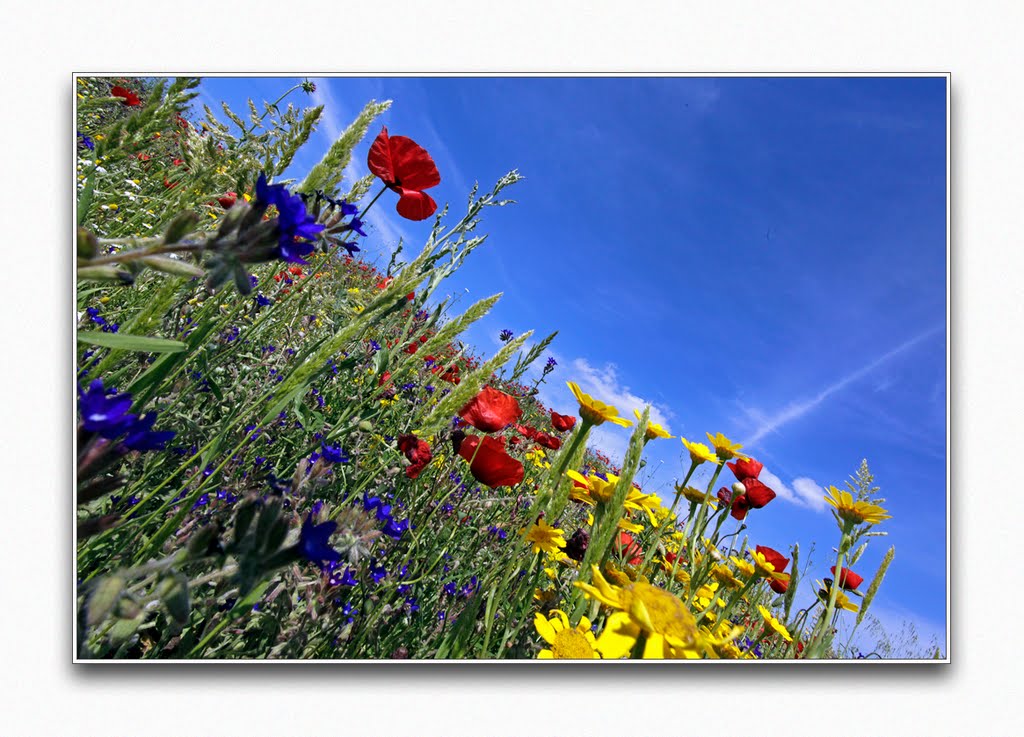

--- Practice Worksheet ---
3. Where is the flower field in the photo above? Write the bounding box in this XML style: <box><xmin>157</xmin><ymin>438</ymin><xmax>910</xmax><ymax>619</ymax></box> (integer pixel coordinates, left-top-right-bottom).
<box><xmin>76</xmin><ymin>76</ymin><xmax>909</xmax><ymax>660</ymax></box>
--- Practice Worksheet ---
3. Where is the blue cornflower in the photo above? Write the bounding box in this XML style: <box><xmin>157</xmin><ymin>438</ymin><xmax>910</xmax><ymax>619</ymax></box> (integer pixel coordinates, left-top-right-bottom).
<box><xmin>370</xmin><ymin>563</ymin><xmax>388</xmax><ymax>584</ymax></box>
<box><xmin>443</xmin><ymin>581</ymin><xmax>457</xmax><ymax>597</ymax></box>
<box><xmin>362</xmin><ymin>494</ymin><xmax>392</xmax><ymax>522</ymax></box>
<box><xmin>78</xmin><ymin>379</ymin><xmax>133</xmax><ymax>436</ymax></box>
<box><xmin>298</xmin><ymin>514</ymin><xmax>342</xmax><ymax>569</ymax></box>
<box><xmin>339</xmin><ymin>242</ymin><xmax>361</xmax><ymax>257</ymax></box>
<box><xmin>369</xmin><ymin>340</ymin><xmax>382</xmax><ymax>352</ymax></box>
<box><xmin>381</xmin><ymin>517</ymin><xmax>409</xmax><ymax>540</ymax></box>
<box><xmin>338</xmin><ymin>200</ymin><xmax>358</xmax><ymax>217</ymax></box>
<box><xmin>101</xmin><ymin>322</ymin><xmax>120</xmax><ymax>333</ymax></box>
<box><xmin>346</xmin><ymin>217</ymin><xmax>368</xmax><ymax>237</ymax></box>
<box><xmin>254</xmin><ymin>173</ymin><xmax>325</xmax><ymax>264</ymax></box>
<box><xmin>405</xmin><ymin>597</ymin><xmax>419</xmax><ymax>613</ymax></box>
<box><xmin>321</xmin><ymin>442</ymin><xmax>349</xmax><ymax>464</ymax></box>
<box><xmin>499</xmin><ymin>329</ymin><xmax>514</xmax><ymax>342</ymax></box>
<box><xmin>78</xmin><ymin>132</ymin><xmax>94</xmax><ymax>150</ymax></box>
<box><xmin>334</xmin><ymin>568</ymin><xmax>358</xmax><ymax>587</ymax></box>
<box><xmin>122</xmin><ymin>413</ymin><xmax>176</xmax><ymax>451</ymax></box>
<box><xmin>459</xmin><ymin>576</ymin><xmax>479</xmax><ymax>598</ymax></box>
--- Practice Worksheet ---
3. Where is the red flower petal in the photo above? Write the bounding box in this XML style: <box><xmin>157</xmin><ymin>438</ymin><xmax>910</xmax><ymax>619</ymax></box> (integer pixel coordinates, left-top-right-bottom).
<box><xmin>614</xmin><ymin>532</ymin><xmax>644</xmax><ymax>565</ymax></box>
<box><xmin>769</xmin><ymin>577</ymin><xmax>789</xmax><ymax>594</ymax></box>
<box><xmin>550</xmin><ymin>411</ymin><xmax>576</xmax><ymax>433</ymax></box>
<box><xmin>744</xmin><ymin>478</ymin><xmax>777</xmax><ymax>509</ymax></box>
<box><xmin>727</xmin><ymin>457</ymin><xmax>763</xmax><ymax>481</ymax></box>
<box><xmin>395</xmin><ymin>188</ymin><xmax>438</xmax><ymax>221</ymax></box>
<box><xmin>756</xmin><ymin>545</ymin><xmax>790</xmax><ymax>573</ymax></box>
<box><xmin>458</xmin><ymin>386</ymin><xmax>522</xmax><ymax>433</ymax></box>
<box><xmin>730</xmin><ymin>493</ymin><xmax>749</xmax><ymax>520</ymax></box>
<box><xmin>457</xmin><ymin>434</ymin><xmax>524</xmax><ymax>489</ymax></box>
<box><xmin>110</xmin><ymin>85</ymin><xmax>141</xmax><ymax>106</ymax></box>
<box><xmin>395</xmin><ymin>431</ymin><xmax>432</xmax><ymax>477</ymax></box>
<box><xmin>534</xmin><ymin>432</ymin><xmax>562</xmax><ymax>451</ymax></box>
<box><xmin>830</xmin><ymin>566</ymin><xmax>864</xmax><ymax>590</ymax></box>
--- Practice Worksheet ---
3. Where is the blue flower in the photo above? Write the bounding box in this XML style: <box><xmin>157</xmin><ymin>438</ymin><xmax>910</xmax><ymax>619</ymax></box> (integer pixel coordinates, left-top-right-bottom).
<box><xmin>346</xmin><ymin>217</ymin><xmax>368</xmax><ymax>237</ymax></box>
<box><xmin>298</xmin><ymin>514</ymin><xmax>342</xmax><ymax>569</ymax></box>
<box><xmin>78</xmin><ymin>379</ymin><xmax>133</xmax><ymax>436</ymax></box>
<box><xmin>381</xmin><ymin>517</ymin><xmax>409</xmax><ymax>540</ymax></box>
<box><xmin>321</xmin><ymin>442</ymin><xmax>349</xmax><ymax>464</ymax></box>
<box><xmin>78</xmin><ymin>132</ymin><xmax>94</xmax><ymax>150</ymax></box>
<box><xmin>254</xmin><ymin>173</ymin><xmax>325</xmax><ymax>264</ymax></box>
<box><xmin>499</xmin><ymin>329</ymin><xmax>514</xmax><ymax>342</ymax></box>
<box><xmin>443</xmin><ymin>581</ymin><xmax>457</xmax><ymax>597</ymax></box>
<box><xmin>122</xmin><ymin>413</ymin><xmax>176</xmax><ymax>451</ymax></box>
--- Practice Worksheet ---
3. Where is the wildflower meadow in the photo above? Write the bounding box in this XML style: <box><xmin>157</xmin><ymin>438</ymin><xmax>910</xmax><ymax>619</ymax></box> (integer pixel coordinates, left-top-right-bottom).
<box><xmin>74</xmin><ymin>76</ymin><xmax>944</xmax><ymax>661</ymax></box>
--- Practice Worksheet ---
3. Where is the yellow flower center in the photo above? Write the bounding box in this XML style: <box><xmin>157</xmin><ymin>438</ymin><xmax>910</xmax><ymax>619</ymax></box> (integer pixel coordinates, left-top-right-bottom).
<box><xmin>551</xmin><ymin>628</ymin><xmax>595</xmax><ymax>659</ymax></box>
<box><xmin>622</xmin><ymin>582</ymin><xmax>698</xmax><ymax>646</ymax></box>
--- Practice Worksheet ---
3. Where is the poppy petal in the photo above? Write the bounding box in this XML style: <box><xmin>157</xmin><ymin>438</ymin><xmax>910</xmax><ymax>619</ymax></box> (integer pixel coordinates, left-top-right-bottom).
<box><xmin>367</xmin><ymin>127</ymin><xmax>396</xmax><ymax>183</ymax></box>
<box><xmin>395</xmin><ymin>189</ymin><xmax>438</xmax><ymax>221</ymax></box>
<box><xmin>386</xmin><ymin>135</ymin><xmax>441</xmax><ymax>191</ymax></box>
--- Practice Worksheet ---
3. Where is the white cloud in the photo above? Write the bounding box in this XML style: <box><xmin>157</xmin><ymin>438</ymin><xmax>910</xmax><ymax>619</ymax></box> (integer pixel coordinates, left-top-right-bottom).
<box><xmin>758</xmin><ymin>468</ymin><xmax>826</xmax><ymax>512</ymax></box>
<box><xmin>571</xmin><ymin>358</ymin><xmax>674</xmax><ymax>432</ymax></box>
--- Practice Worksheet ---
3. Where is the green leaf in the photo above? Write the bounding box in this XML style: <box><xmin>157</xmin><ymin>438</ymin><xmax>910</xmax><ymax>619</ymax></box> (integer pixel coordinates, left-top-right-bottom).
<box><xmin>77</xmin><ymin>331</ymin><xmax>186</xmax><ymax>353</ymax></box>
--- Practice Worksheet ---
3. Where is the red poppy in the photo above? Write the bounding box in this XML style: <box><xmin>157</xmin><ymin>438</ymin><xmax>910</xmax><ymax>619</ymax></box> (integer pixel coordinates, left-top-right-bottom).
<box><xmin>440</xmin><ymin>366</ymin><xmax>461</xmax><ymax>385</ymax></box>
<box><xmin>110</xmin><ymin>85</ymin><xmax>141</xmax><ymax>106</ymax></box>
<box><xmin>717</xmin><ymin>486</ymin><xmax>749</xmax><ymax>520</ymax></box>
<box><xmin>378</xmin><ymin>371</ymin><xmax>392</xmax><ymax>387</ymax></box>
<box><xmin>457</xmin><ymin>434</ymin><xmax>524</xmax><ymax>488</ymax></box>
<box><xmin>533</xmin><ymin>432</ymin><xmax>562</xmax><ymax>451</ymax></box>
<box><xmin>830</xmin><ymin>566</ymin><xmax>864</xmax><ymax>590</ymax></box>
<box><xmin>769</xmin><ymin>577</ymin><xmax>789</xmax><ymax>594</ymax></box>
<box><xmin>743</xmin><ymin>478</ymin><xmax>777</xmax><ymax>509</ymax></box>
<box><xmin>397</xmin><ymin>434</ymin><xmax>432</xmax><ymax>479</ymax></box>
<box><xmin>163</xmin><ymin>178</ymin><xmax>177</xmax><ymax>189</ymax></box>
<box><xmin>756</xmin><ymin>545</ymin><xmax>790</xmax><ymax>573</ymax></box>
<box><xmin>367</xmin><ymin>127</ymin><xmax>441</xmax><ymax>221</ymax></box>
<box><xmin>514</xmin><ymin>423</ymin><xmax>539</xmax><ymax>441</ymax></box>
<box><xmin>458</xmin><ymin>386</ymin><xmax>522</xmax><ymax>433</ymax></box>
<box><xmin>136</xmin><ymin>153</ymin><xmax>151</xmax><ymax>162</ymax></box>
<box><xmin>217</xmin><ymin>192</ymin><xmax>237</xmax><ymax>209</ymax></box>
<box><xmin>403</xmin><ymin>342</ymin><xmax>419</xmax><ymax>355</ymax></box>
<box><xmin>614</xmin><ymin>532</ymin><xmax>644</xmax><ymax>566</ymax></box>
<box><xmin>550</xmin><ymin>410</ymin><xmax>576</xmax><ymax>433</ymax></box>
<box><xmin>727</xmin><ymin>457</ymin><xmax>763</xmax><ymax>481</ymax></box>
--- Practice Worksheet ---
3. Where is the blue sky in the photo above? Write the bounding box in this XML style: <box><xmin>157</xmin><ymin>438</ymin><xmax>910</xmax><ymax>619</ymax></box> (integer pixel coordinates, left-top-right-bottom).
<box><xmin>196</xmin><ymin>76</ymin><xmax>947</xmax><ymax>652</ymax></box>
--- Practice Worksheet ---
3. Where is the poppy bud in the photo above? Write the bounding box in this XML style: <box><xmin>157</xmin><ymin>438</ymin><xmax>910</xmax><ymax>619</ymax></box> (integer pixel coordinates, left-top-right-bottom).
<box><xmin>217</xmin><ymin>192</ymin><xmax>238</xmax><ymax>209</ymax></box>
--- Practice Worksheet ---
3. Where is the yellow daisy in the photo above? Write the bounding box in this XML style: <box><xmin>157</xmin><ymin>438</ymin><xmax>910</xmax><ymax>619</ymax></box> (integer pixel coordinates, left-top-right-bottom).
<box><xmin>817</xmin><ymin>582</ymin><xmax>860</xmax><ymax>612</ymax></box>
<box><xmin>534</xmin><ymin>609</ymin><xmax>600</xmax><ymax>659</ymax></box>
<box><xmin>824</xmin><ymin>486</ymin><xmax>892</xmax><ymax>526</ymax></box>
<box><xmin>675</xmin><ymin>483</ymin><xmax>718</xmax><ymax>507</ymax></box>
<box><xmin>758</xmin><ymin>605</ymin><xmax>793</xmax><ymax>642</ymax></box>
<box><xmin>730</xmin><ymin>556</ymin><xmax>756</xmax><ymax>579</ymax></box>
<box><xmin>567</xmin><ymin>469</ymin><xmax>619</xmax><ymax>505</ymax></box>
<box><xmin>750</xmin><ymin>549</ymin><xmax>791</xmax><ymax>585</ymax></box>
<box><xmin>710</xmin><ymin>563</ymin><xmax>743</xmax><ymax>589</ymax></box>
<box><xmin>680</xmin><ymin>437</ymin><xmax>720</xmax><ymax>466</ymax></box>
<box><xmin>521</xmin><ymin>518</ymin><xmax>566</xmax><ymax>555</ymax></box>
<box><xmin>634</xmin><ymin>409</ymin><xmax>674</xmax><ymax>440</ymax></box>
<box><xmin>706</xmin><ymin>432</ymin><xmax>747</xmax><ymax>461</ymax></box>
<box><xmin>566</xmin><ymin>381</ymin><xmax>632</xmax><ymax>427</ymax></box>
<box><xmin>576</xmin><ymin>565</ymin><xmax>707</xmax><ymax>659</ymax></box>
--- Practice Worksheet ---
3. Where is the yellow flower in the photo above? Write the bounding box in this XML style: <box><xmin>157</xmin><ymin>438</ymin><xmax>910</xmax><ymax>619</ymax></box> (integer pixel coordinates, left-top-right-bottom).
<box><xmin>703</xmin><ymin>624</ymin><xmax>747</xmax><ymax>659</ymax></box>
<box><xmin>675</xmin><ymin>483</ymin><xmax>718</xmax><ymax>507</ymax></box>
<box><xmin>576</xmin><ymin>565</ymin><xmax>707</xmax><ymax>659</ymax></box>
<box><xmin>522</xmin><ymin>518</ymin><xmax>566</xmax><ymax>555</ymax></box>
<box><xmin>567</xmin><ymin>469</ymin><xmax>619</xmax><ymax>505</ymax></box>
<box><xmin>750</xmin><ymin>549</ymin><xmax>791</xmax><ymax>585</ymax></box>
<box><xmin>816</xmin><ymin>582</ymin><xmax>860</xmax><ymax>612</ymax></box>
<box><xmin>731</xmin><ymin>556</ymin><xmax>756</xmax><ymax>579</ymax></box>
<box><xmin>634</xmin><ymin>409</ymin><xmax>673</xmax><ymax>440</ymax></box>
<box><xmin>706</xmin><ymin>432</ymin><xmax>747</xmax><ymax>461</ymax></box>
<box><xmin>566</xmin><ymin>381</ymin><xmax>632</xmax><ymax>427</ymax></box>
<box><xmin>692</xmin><ymin>581</ymin><xmax>720</xmax><ymax>609</ymax></box>
<box><xmin>710</xmin><ymin>564</ymin><xmax>743</xmax><ymax>589</ymax></box>
<box><xmin>824</xmin><ymin>486</ymin><xmax>892</xmax><ymax>526</ymax></box>
<box><xmin>626</xmin><ymin>488</ymin><xmax>668</xmax><ymax>527</ymax></box>
<box><xmin>758</xmin><ymin>605</ymin><xmax>793</xmax><ymax>642</ymax></box>
<box><xmin>534</xmin><ymin>610</ymin><xmax>600</xmax><ymax>659</ymax></box>
<box><xmin>680</xmin><ymin>437</ymin><xmax>720</xmax><ymax>465</ymax></box>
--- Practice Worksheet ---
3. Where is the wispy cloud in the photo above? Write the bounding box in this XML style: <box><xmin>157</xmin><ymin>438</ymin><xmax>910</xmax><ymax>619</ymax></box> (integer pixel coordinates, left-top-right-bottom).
<box><xmin>310</xmin><ymin>78</ymin><xmax>345</xmax><ymax>141</ymax></box>
<box><xmin>758</xmin><ymin>469</ymin><xmax>826</xmax><ymax>512</ymax></box>
<box><xmin>741</xmin><ymin>324</ymin><xmax>944</xmax><ymax>446</ymax></box>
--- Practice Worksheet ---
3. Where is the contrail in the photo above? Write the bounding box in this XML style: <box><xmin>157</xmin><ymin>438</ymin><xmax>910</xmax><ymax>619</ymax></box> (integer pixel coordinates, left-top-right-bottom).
<box><xmin>744</xmin><ymin>323</ymin><xmax>945</xmax><ymax>445</ymax></box>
